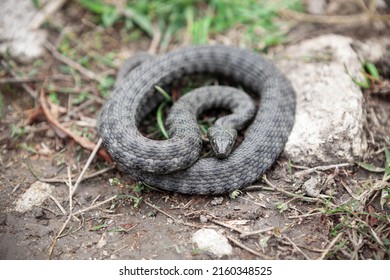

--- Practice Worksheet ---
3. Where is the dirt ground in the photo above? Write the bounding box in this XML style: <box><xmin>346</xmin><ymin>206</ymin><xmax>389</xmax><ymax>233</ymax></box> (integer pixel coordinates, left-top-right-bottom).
<box><xmin>0</xmin><ymin>1</ymin><xmax>390</xmax><ymax>260</ymax></box>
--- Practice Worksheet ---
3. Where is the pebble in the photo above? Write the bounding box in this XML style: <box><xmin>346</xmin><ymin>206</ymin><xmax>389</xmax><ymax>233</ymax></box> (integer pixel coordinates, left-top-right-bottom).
<box><xmin>14</xmin><ymin>181</ymin><xmax>54</xmax><ymax>213</ymax></box>
<box><xmin>210</xmin><ymin>197</ymin><xmax>224</xmax><ymax>206</ymax></box>
<box><xmin>192</xmin><ymin>228</ymin><xmax>232</xmax><ymax>258</ymax></box>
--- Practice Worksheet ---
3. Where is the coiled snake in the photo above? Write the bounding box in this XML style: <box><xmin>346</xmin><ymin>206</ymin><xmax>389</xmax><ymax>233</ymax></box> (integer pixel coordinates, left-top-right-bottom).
<box><xmin>98</xmin><ymin>45</ymin><xmax>295</xmax><ymax>194</ymax></box>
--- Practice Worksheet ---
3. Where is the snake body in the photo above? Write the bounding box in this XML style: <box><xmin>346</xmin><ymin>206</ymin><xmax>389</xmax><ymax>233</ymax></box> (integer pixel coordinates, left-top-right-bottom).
<box><xmin>99</xmin><ymin>45</ymin><xmax>295</xmax><ymax>194</ymax></box>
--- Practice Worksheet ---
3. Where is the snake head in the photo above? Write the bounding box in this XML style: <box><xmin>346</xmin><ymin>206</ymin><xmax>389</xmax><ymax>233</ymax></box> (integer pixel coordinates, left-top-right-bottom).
<box><xmin>207</xmin><ymin>126</ymin><xmax>238</xmax><ymax>159</ymax></box>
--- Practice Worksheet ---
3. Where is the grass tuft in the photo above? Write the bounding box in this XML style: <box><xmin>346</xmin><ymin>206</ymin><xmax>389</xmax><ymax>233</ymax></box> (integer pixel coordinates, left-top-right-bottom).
<box><xmin>78</xmin><ymin>0</ymin><xmax>302</xmax><ymax>50</ymax></box>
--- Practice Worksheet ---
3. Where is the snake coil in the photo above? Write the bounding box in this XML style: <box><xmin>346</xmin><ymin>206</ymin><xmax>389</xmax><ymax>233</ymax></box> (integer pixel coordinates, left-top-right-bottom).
<box><xmin>99</xmin><ymin>45</ymin><xmax>295</xmax><ymax>194</ymax></box>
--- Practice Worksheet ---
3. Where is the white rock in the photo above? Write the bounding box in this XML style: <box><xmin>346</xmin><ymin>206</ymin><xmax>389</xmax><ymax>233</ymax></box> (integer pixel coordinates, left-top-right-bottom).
<box><xmin>0</xmin><ymin>0</ymin><xmax>47</xmax><ymax>62</ymax></box>
<box><xmin>14</xmin><ymin>181</ymin><xmax>54</xmax><ymax>213</ymax></box>
<box><xmin>353</xmin><ymin>37</ymin><xmax>390</xmax><ymax>63</ymax></box>
<box><xmin>192</xmin><ymin>228</ymin><xmax>232</xmax><ymax>258</ymax></box>
<box><xmin>278</xmin><ymin>35</ymin><xmax>369</xmax><ymax>165</ymax></box>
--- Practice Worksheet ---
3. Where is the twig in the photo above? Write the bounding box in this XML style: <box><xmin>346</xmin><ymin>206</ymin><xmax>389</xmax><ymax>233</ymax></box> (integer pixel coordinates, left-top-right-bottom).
<box><xmin>281</xmin><ymin>9</ymin><xmax>390</xmax><ymax>24</ymax></box>
<box><xmin>48</xmin><ymin>214</ymin><xmax>72</xmax><ymax>258</ymax></box>
<box><xmin>0</xmin><ymin>61</ymin><xmax>37</xmax><ymax>99</ymax></box>
<box><xmin>293</xmin><ymin>163</ymin><xmax>352</xmax><ymax>177</ymax></box>
<box><xmin>148</xmin><ymin>24</ymin><xmax>161</xmax><ymax>55</ymax></box>
<box><xmin>144</xmin><ymin>200</ymin><xmax>176</xmax><ymax>221</ymax></box>
<box><xmin>288</xmin><ymin>211</ymin><xmax>323</xmax><ymax>219</ymax></box>
<box><xmin>284</xmin><ymin>236</ymin><xmax>312</xmax><ymax>260</ymax></box>
<box><xmin>40</xmin><ymin>88</ymin><xmax>111</xmax><ymax>161</ymax></box>
<box><xmin>48</xmin><ymin>168</ymin><xmax>75</xmax><ymax>259</ymax></box>
<box><xmin>48</xmin><ymin>193</ymin><xmax>117</xmax><ymax>258</ymax></box>
<box><xmin>44</xmin><ymin>41</ymin><xmax>104</xmax><ymax>83</ymax></box>
<box><xmin>355</xmin><ymin>174</ymin><xmax>390</xmax><ymax>205</ymax></box>
<box><xmin>144</xmin><ymin>200</ymin><xmax>202</xmax><ymax>228</ymax></box>
<box><xmin>47</xmin><ymin>135</ymin><xmax>113</xmax><ymax>259</ymax></box>
<box><xmin>72</xmin><ymin>195</ymin><xmax>117</xmax><ymax>216</ymax></box>
<box><xmin>280</xmin><ymin>240</ymin><xmax>326</xmax><ymax>253</ymax></box>
<box><xmin>91</xmin><ymin>194</ymin><xmax>101</xmax><ymax>206</ymax></box>
<box><xmin>210</xmin><ymin>219</ymin><xmax>244</xmax><ymax>234</ymax></box>
<box><xmin>71</xmin><ymin>138</ymin><xmax>103</xmax><ymax>196</ymax></box>
<box><xmin>238</xmin><ymin>196</ymin><xmax>267</xmax><ymax>208</ymax></box>
<box><xmin>262</xmin><ymin>175</ymin><xmax>321</xmax><ymax>203</ymax></box>
<box><xmin>29</xmin><ymin>0</ymin><xmax>68</xmax><ymax>29</ymax></box>
<box><xmin>226</xmin><ymin>235</ymin><xmax>273</xmax><ymax>259</ymax></box>
<box><xmin>0</xmin><ymin>76</ymin><xmax>67</xmax><ymax>84</ymax></box>
<box><xmin>240</xmin><ymin>226</ymin><xmax>274</xmax><ymax>238</ymax></box>
<box><xmin>11</xmin><ymin>183</ymin><xmax>21</xmax><ymax>194</ymax></box>
<box><xmin>71</xmin><ymin>215</ymin><xmax>84</xmax><ymax>234</ymax></box>
<box><xmin>347</xmin><ymin>229</ymin><xmax>364</xmax><ymax>260</ymax></box>
<box><xmin>67</xmin><ymin>167</ymin><xmax>73</xmax><ymax>212</ymax></box>
<box><xmin>318</xmin><ymin>232</ymin><xmax>343</xmax><ymax>260</ymax></box>
<box><xmin>47</xmin><ymin>137</ymin><xmax>113</xmax><ymax>259</ymax></box>
<box><xmin>49</xmin><ymin>194</ymin><xmax>67</xmax><ymax>215</ymax></box>
<box><xmin>37</xmin><ymin>166</ymin><xmax>115</xmax><ymax>184</ymax></box>
<box><xmin>369</xmin><ymin>226</ymin><xmax>384</xmax><ymax>247</ymax></box>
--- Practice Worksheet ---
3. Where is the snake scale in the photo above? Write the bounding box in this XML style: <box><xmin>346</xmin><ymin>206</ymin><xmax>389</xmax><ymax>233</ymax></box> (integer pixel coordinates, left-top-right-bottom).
<box><xmin>98</xmin><ymin>45</ymin><xmax>295</xmax><ymax>194</ymax></box>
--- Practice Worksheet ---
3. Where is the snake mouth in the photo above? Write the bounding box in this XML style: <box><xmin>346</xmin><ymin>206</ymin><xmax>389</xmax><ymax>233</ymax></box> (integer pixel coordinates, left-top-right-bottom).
<box><xmin>215</xmin><ymin>152</ymin><xmax>229</xmax><ymax>159</ymax></box>
<box><xmin>213</xmin><ymin>139</ymin><xmax>233</xmax><ymax>159</ymax></box>
<box><xmin>208</xmin><ymin>126</ymin><xmax>237</xmax><ymax>159</ymax></box>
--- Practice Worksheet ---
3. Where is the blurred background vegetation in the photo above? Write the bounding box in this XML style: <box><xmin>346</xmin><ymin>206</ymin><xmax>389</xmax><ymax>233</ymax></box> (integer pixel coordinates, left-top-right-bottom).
<box><xmin>78</xmin><ymin>0</ymin><xmax>303</xmax><ymax>52</ymax></box>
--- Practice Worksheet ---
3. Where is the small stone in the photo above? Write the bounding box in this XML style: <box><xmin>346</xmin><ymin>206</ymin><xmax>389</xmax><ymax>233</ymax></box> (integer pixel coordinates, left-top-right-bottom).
<box><xmin>45</xmin><ymin>129</ymin><xmax>56</xmax><ymax>138</ymax></box>
<box><xmin>210</xmin><ymin>197</ymin><xmax>224</xmax><ymax>206</ymax></box>
<box><xmin>102</xmin><ymin>250</ymin><xmax>109</xmax><ymax>256</ymax></box>
<box><xmin>84</xmin><ymin>241</ymin><xmax>94</xmax><ymax>248</ymax></box>
<box><xmin>97</xmin><ymin>233</ymin><xmax>107</xmax><ymax>248</ymax></box>
<box><xmin>192</xmin><ymin>228</ymin><xmax>232</xmax><ymax>258</ymax></box>
<box><xmin>14</xmin><ymin>181</ymin><xmax>54</xmax><ymax>213</ymax></box>
<box><xmin>199</xmin><ymin>215</ymin><xmax>208</xmax><ymax>223</ymax></box>
<box><xmin>302</xmin><ymin>177</ymin><xmax>321</xmax><ymax>197</ymax></box>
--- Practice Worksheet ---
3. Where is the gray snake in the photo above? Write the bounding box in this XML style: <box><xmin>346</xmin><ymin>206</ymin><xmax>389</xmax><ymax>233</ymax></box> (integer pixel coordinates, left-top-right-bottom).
<box><xmin>98</xmin><ymin>45</ymin><xmax>295</xmax><ymax>194</ymax></box>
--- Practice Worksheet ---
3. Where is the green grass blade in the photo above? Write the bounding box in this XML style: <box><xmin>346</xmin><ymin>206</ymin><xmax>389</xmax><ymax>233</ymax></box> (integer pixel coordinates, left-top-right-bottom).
<box><xmin>287</xmin><ymin>158</ymin><xmax>292</xmax><ymax>175</ymax></box>
<box><xmin>90</xmin><ymin>224</ymin><xmax>108</xmax><ymax>231</ymax></box>
<box><xmin>80</xmin><ymin>0</ymin><xmax>105</xmax><ymax>14</ymax></box>
<box><xmin>124</xmin><ymin>7</ymin><xmax>154</xmax><ymax>37</ymax></box>
<box><xmin>102</xmin><ymin>5</ymin><xmax>120</xmax><ymax>27</ymax></box>
<box><xmin>154</xmin><ymin>86</ymin><xmax>172</xmax><ymax>102</ymax></box>
<box><xmin>365</xmin><ymin>62</ymin><xmax>380</xmax><ymax>81</ymax></box>
<box><xmin>157</xmin><ymin>101</ymin><xmax>169</xmax><ymax>139</ymax></box>
<box><xmin>344</xmin><ymin>64</ymin><xmax>370</xmax><ymax>89</ymax></box>
<box><xmin>355</xmin><ymin>161</ymin><xmax>385</xmax><ymax>173</ymax></box>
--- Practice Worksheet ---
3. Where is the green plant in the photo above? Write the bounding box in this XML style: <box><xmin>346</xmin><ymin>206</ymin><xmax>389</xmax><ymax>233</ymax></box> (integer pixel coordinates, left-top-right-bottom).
<box><xmin>356</xmin><ymin>147</ymin><xmax>390</xmax><ymax>176</ymax></box>
<box><xmin>10</xmin><ymin>124</ymin><xmax>26</xmax><ymax>138</ymax></box>
<box><xmin>78</xmin><ymin>0</ymin><xmax>303</xmax><ymax>50</ymax></box>
<box><xmin>90</xmin><ymin>224</ymin><xmax>108</xmax><ymax>231</ymax></box>
<box><xmin>346</xmin><ymin>61</ymin><xmax>381</xmax><ymax>89</ymax></box>
<box><xmin>154</xmin><ymin>86</ymin><xmax>172</xmax><ymax>139</ymax></box>
<box><xmin>229</xmin><ymin>189</ymin><xmax>242</xmax><ymax>199</ymax></box>
<box><xmin>48</xmin><ymin>92</ymin><xmax>60</xmax><ymax>105</ymax></box>
<box><xmin>98</xmin><ymin>76</ymin><xmax>116</xmax><ymax>98</ymax></box>
<box><xmin>117</xmin><ymin>194</ymin><xmax>142</xmax><ymax>208</ymax></box>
